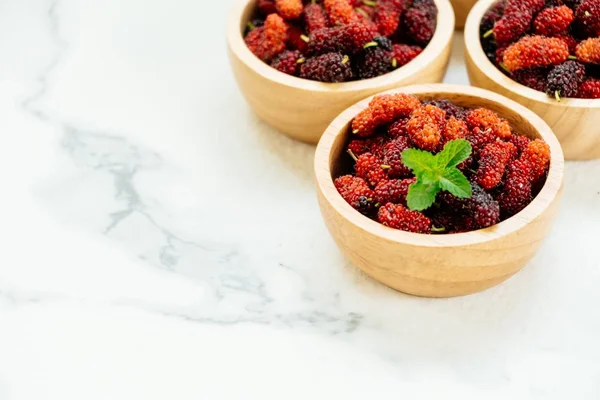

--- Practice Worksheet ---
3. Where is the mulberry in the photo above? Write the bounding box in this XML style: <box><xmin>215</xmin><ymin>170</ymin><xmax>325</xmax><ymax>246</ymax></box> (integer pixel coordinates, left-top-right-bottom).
<box><xmin>406</xmin><ymin>105</ymin><xmax>446</xmax><ymax>151</ymax></box>
<box><xmin>533</xmin><ymin>6</ymin><xmax>575</xmax><ymax>36</ymax></box>
<box><xmin>475</xmin><ymin>141</ymin><xmax>517</xmax><ymax>189</ymax></box>
<box><xmin>356</xmin><ymin>46</ymin><xmax>392</xmax><ymax>79</ymax></box>
<box><xmin>382</xmin><ymin>136</ymin><xmax>412</xmax><ymax>178</ymax></box>
<box><xmin>391</xmin><ymin>44</ymin><xmax>423</xmax><ymax>67</ymax></box>
<box><xmin>575</xmin><ymin>0</ymin><xmax>600</xmax><ymax>36</ymax></box>
<box><xmin>521</xmin><ymin>139</ymin><xmax>551</xmax><ymax>182</ymax></box>
<box><xmin>304</xmin><ymin>2</ymin><xmax>329</xmax><ymax>32</ymax></box>
<box><xmin>404</xmin><ymin>6</ymin><xmax>437</xmax><ymax>45</ymax></box>
<box><xmin>546</xmin><ymin>60</ymin><xmax>586</xmax><ymax>99</ymax></box>
<box><xmin>497</xmin><ymin>159</ymin><xmax>533</xmax><ymax>217</ymax></box>
<box><xmin>275</xmin><ymin>0</ymin><xmax>303</xmax><ymax>20</ymax></box>
<box><xmin>579</xmin><ymin>78</ymin><xmax>600</xmax><ymax>98</ymax></box>
<box><xmin>308</xmin><ymin>23</ymin><xmax>376</xmax><ymax>55</ymax></box>
<box><xmin>512</xmin><ymin>68</ymin><xmax>548</xmax><ymax>91</ymax></box>
<box><xmin>324</xmin><ymin>0</ymin><xmax>357</xmax><ymax>25</ymax></box>
<box><xmin>355</xmin><ymin>152</ymin><xmax>389</xmax><ymax>187</ymax></box>
<box><xmin>503</xmin><ymin>35</ymin><xmax>569</xmax><ymax>71</ymax></box>
<box><xmin>299</xmin><ymin>52</ymin><xmax>353</xmax><ymax>82</ymax></box>
<box><xmin>467</xmin><ymin>108</ymin><xmax>512</xmax><ymax>139</ymax></box>
<box><xmin>352</xmin><ymin>93</ymin><xmax>422</xmax><ymax>137</ymax></box>
<box><xmin>373</xmin><ymin>178</ymin><xmax>416</xmax><ymax>205</ymax></box>
<box><xmin>575</xmin><ymin>38</ymin><xmax>600</xmax><ymax>64</ymax></box>
<box><xmin>271</xmin><ymin>50</ymin><xmax>303</xmax><ymax>75</ymax></box>
<box><xmin>377</xmin><ymin>203</ymin><xmax>432</xmax><ymax>233</ymax></box>
<box><xmin>244</xmin><ymin>14</ymin><xmax>288</xmax><ymax>62</ymax></box>
<box><xmin>334</xmin><ymin>175</ymin><xmax>375</xmax><ymax>214</ymax></box>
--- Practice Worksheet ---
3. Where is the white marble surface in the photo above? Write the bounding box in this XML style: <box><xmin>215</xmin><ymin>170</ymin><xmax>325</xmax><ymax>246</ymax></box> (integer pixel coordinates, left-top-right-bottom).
<box><xmin>1</xmin><ymin>1</ymin><xmax>600</xmax><ymax>398</ymax></box>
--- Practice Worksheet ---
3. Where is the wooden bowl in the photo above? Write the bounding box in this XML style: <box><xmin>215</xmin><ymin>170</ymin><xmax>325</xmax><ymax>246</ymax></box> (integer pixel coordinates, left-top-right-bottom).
<box><xmin>450</xmin><ymin>0</ymin><xmax>477</xmax><ymax>29</ymax></box>
<box><xmin>314</xmin><ymin>84</ymin><xmax>564</xmax><ymax>298</ymax></box>
<box><xmin>464</xmin><ymin>0</ymin><xmax>600</xmax><ymax>160</ymax></box>
<box><xmin>227</xmin><ymin>0</ymin><xmax>455</xmax><ymax>144</ymax></box>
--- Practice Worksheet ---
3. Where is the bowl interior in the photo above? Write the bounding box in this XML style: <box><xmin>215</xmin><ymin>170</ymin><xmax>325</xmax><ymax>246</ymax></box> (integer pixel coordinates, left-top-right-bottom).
<box><xmin>465</xmin><ymin>0</ymin><xmax>600</xmax><ymax>108</ymax></box>
<box><xmin>317</xmin><ymin>84</ymin><xmax>564</xmax><ymax>247</ymax></box>
<box><xmin>228</xmin><ymin>0</ymin><xmax>456</xmax><ymax>92</ymax></box>
<box><xmin>329</xmin><ymin>91</ymin><xmax>543</xmax><ymax>178</ymax></box>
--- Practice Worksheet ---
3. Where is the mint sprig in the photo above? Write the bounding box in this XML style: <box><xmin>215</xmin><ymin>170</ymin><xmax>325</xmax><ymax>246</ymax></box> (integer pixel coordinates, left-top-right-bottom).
<box><xmin>401</xmin><ymin>139</ymin><xmax>473</xmax><ymax>211</ymax></box>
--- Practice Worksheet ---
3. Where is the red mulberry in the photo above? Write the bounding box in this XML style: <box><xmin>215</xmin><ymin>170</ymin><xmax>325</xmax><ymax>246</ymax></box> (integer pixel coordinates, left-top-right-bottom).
<box><xmin>521</xmin><ymin>139</ymin><xmax>551</xmax><ymax>182</ymax></box>
<box><xmin>443</xmin><ymin>117</ymin><xmax>469</xmax><ymax>141</ymax></box>
<box><xmin>404</xmin><ymin>6</ymin><xmax>437</xmax><ymax>45</ymax></box>
<box><xmin>508</xmin><ymin>134</ymin><xmax>531</xmax><ymax>156</ymax></box>
<box><xmin>503</xmin><ymin>36</ymin><xmax>569</xmax><ymax>71</ymax></box>
<box><xmin>579</xmin><ymin>78</ymin><xmax>600</xmax><ymax>98</ymax></box>
<box><xmin>304</xmin><ymin>2</ymin><xmax>329</xmax><ymax>33</ymax></box>
<box><xmin>355</xmin><ymin>152</ymin><xmax>389</xmax><ymax>187</ymax></box>
<box><xmin>388</xmin><ymin>118</ymin><xmax>408</xmax><ymax>138</ymax></box>
<box><xmin>406</xmin><ymin>105</ymin><xmax>446</xmax><ymax>151</ymax></box>
<box><xmin>467</xmin><ymin>126</ymin><xmax>497</xmax><ymax>157</ymax></box>
<box><xmin>373</xmin><ymin>178</ymin><xmax>416</xmax><ymax>205</ymax></box>
<box><xmin>324</xmin><ymin>0</ymin><xmax>357</xmax><ymax>25</ymax></box>
<box><xmin>575</xmin><ymin>0</ymin><xmax>600</xmax><ymax>36</ymax></box>
<box><xmin>383</xmin><ymin>136</ymin><xmax>412</xmax><ymax>178</ymax></box>
<box><xmin>271</xmin><ymin>50</ymin><xmax>303</xmax><ymax>75</ymax></box>
<box><xmin>334</xmin><ymin>175</ymin><xmax>374</xmax><ymax>214</ymax></box>
<box><xmin>258</xmin><ymin>0</ymin><xmax>277</xmax><ymax>15</ymax></box>
<box><xmin>377</xmin><ymin>203</ymin><xmax>432</xmax><ymax>233</ymax></box>
<box><xmin>533</xmin><ymin>6</ymin><xmax>575</xmax><ymax>36</ymax></box>
<box><xmin>275</xmin><ymin>0</ymin><xmax>303</xmax><ymax>20</ymax></box>
<box><xmin>497</xmin><ymin>159</ymin><xmax>533</xmax><ymax>217</ymax></box>
<box><xmin>512</xmin><ymin>68</ymin><xmax>548</xmax><ymax>91</ymax></box>
<box><xmin>391</xmin><ymin>44</ymin><xmax>423</xmax><ymax>67</ymax></box>
<box><xmin>375</xmin><ymin>0</ymin><xmax>404</xmax><ymax>36</ymax></box>
<box><xmin>467</xmin><ymin>108</ymin><xmax>512</xmax><ymax>139</ymax></box>
<box><xmin>308</xmin><ymin>23</ymin><xmax>376</xmax><ymax>55</ymax></box>
<box><xmin>244</xmin><ymin>14</ymin><xmax>288</xmax><ymax>62</ymax></box>
<box><xmin>575</xmin><ymin>38</ymin><xmax>600</xmax><ymax>64</ymax></box>
<box><xmin>490</xmin><ymin>10</ymin><xmax>533</xmax><ymax>45</ymax></box>
<box><xmin>475</xmin><ymin>141</ymin><xmax>517</xmax><ymax>189</ymax></box>
<box><xmin>352</xmin><ymin>93</ymin><xmax>422</xmax><ymax>137</ymax></box>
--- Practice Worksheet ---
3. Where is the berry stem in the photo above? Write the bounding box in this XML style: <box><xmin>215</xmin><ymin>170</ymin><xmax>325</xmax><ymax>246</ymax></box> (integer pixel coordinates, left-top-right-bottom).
<box><xmin>300</xmin><ymin>34</ymin><xmax>310</xmax><ymax>43</ymax></box>
<box><xmin>355</xmin><ymin>7</ymin><xmax>369</xmax><ymax>18</ymax></box>
<box><xmin>568</xmin><ymin>55</ymin><xmax>577</xmax><ymax>60</ymax></box>
<box><xmin>431</xmin><ymin>226</ymin><xmax>446</xmax><ymax>233</ymax></box>
<box><xmin>347</xmin><ymin>149</ymin><xmax>358</xmax><ymax>161</ymax></box>
<box><xmin>483</xmin><ymin>29</ymin><xmax>494</xmax><ymax>39</ymax></box>
<box><xmin>296</xmin><ymin>58</ymin><xmax>305</xmax><ymax>64</ymax></box>
<box><xmin>380</xmin><ymin>164</ymin><xmax>391</xmax><ymax>170</ymax></box>
<box><xmin>363</xmin><ymin>41</ymin><xmax>378</xmax><ymax>49</ymax></box>
<box><xmin>585</xmin><ymin>10</ymin><xmax>591</xmax><ymax>17</ymax></box>
<box><xmin>499</xmin><ymin>63</ymin><xmax>511</xmax><ymax>73</ymax></box>
<box><xmin>554</xmin><ymin>90</ymin><xmax>561</xmax><ymax>102</ymax></box>
<box><xmin>342</xmin><ymin>55</ymin><xmax>349</xmax><ymax>64</ymax></box>
<box><xmin>247</xmin><ymin>22</ymin><xmax>256</xmax><ymax>30</ymax></box>
<box><xmin>391</xmin><ymin>58</ymin><xmax>397</xmax><ymax>68</ymax></box>
<box><xmin>363</xmin><ymin>0</ymin><xmax>377</xmax><ymax>6</ymax></box>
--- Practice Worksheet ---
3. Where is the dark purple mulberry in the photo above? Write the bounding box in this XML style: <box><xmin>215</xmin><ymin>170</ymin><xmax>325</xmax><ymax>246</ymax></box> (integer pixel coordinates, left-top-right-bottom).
<box><xmin>299</xmin><ymin>52</ymin><xmax>353</xmax><ymax>82</ymax></box>
<box><xmin>546</xmin><ymin>60</ymin><xmax>586</xmax><ymax>99</ymax></box>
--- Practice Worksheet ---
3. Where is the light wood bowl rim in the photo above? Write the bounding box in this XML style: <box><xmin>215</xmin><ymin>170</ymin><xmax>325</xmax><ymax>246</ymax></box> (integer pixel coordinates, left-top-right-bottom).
<box><xmin>464</xmin><ymin>0</ymin><xmax>600</xmax><ymax>109</ymax></box>
<box><xmin>226</xmin><ymin>0</ymin><xmax>455</xmax><ymax>93</ymax></box>
<box><xmin>314</xmin><ymin>83</ymin><xmax>565</xmax><ymax>248</ymax></box>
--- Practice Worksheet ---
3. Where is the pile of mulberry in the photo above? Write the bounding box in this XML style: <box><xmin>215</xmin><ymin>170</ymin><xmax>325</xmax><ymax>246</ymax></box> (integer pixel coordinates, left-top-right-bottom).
<box><xmin>244</xmin><ymin>0</ymin><xmax>438</xmax><ymax>82</ymax></box>
<box><xmin>481</xmin><ymin>0</ymin><xmax>600</xmax><ymax>99</ymax></box>
<box><xmin>334</xmin><ymin>94</ymin><xmax>551</xmax><ymax>234</ymax></box>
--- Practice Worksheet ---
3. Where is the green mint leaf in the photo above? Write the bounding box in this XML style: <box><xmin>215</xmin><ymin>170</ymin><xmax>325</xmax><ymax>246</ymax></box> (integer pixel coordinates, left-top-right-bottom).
<box><xmin>401</xmin><ymin>148</ymin><xmax>438</xmax><ymax>175</ymax></box>
<box><xmin>406</xmin><ymin>180</ymin><xmax>440</xmax><ymax>211</ymax></box>
<box><xmin>436</xmin><ymin>139</ymin><xmax>472</xmax><ymax>169</ymax></box>
<box><xmin>439</xmin><ymin>167</ymin><xmax>472</xmax><ymax>198</ymax></box>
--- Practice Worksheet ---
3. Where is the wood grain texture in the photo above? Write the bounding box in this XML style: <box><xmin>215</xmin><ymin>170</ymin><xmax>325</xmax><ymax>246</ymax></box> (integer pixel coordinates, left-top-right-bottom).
<box><xmin>450</xmin><ymin>0</ymin><xmax>476</xmax><ymax>29</ymax></box>
<box><xmin>227</xmin><ymin>0</ymin><xmax>455</xmax><ymax>144</ymax></box>
<box><xmin>464</xmin><ymin>0</ymin><xmax>600</xmax><ymax>160</ymax></box>
<box><xmin>314</xmin><ymin>84</ymin><xmax>564</xmax><ymax>298</ymax></box>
